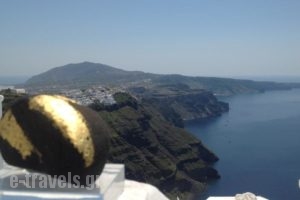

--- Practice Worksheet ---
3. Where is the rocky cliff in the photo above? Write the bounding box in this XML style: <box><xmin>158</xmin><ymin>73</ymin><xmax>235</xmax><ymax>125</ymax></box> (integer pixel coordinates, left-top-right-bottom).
<box><xmin>129</xmin><ymin>84</ymin><xmax>229</xmax><ymax>127</ymax></box>
<box><xmin>90</xmin><ymin>93</ymin><xmax>220</xmax><ymax>200</ymax></box>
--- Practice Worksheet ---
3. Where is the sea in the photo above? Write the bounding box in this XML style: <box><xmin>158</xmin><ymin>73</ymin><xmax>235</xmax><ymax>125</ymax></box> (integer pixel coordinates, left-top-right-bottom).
<box><xmin>186</xmin><ymin>88</ymin><xmax>300</xmax><ymax>200</ymax></box>
<box><xmin>0</xmin><ymin>76</ymin><xmax>29</xmax><ymax>86</ymax></box>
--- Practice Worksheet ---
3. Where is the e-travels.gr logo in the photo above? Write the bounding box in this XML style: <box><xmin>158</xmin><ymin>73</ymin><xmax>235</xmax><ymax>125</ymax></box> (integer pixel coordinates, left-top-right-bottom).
<box><xmin>9</xmin><ymin>173</ymin><xmax>100</xmax><ymax>190</ymax></box>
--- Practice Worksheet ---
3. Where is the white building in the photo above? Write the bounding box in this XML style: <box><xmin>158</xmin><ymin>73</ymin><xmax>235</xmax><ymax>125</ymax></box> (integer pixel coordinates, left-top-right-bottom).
<box><xmin>15</xmin><ymin>88</ymin><xmax>26</xmax><ymax>94</ymax></box>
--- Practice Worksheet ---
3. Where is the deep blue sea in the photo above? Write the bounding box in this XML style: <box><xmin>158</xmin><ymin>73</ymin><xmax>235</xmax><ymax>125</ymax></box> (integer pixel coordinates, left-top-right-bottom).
<box><xmin>186</xmin><ymin>89</ymin><xmax>300</xmax><ymax>200</ymax></box>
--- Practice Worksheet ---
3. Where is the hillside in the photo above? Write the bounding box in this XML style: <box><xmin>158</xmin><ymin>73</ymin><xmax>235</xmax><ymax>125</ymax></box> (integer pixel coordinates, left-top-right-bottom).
<box><xmin>153</xmin><ymin>74</ymin><xmax>299</xmax><ymax>96</ymax></box>
<box><xmin>24</xmin><ymin>62</ymin><xmax>300</xmax><ymax>96</ymax></box>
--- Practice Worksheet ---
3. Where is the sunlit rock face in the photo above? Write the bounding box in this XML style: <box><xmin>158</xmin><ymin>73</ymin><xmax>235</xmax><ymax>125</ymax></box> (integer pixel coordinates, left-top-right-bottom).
<box><xmin>0</xmin><ymin>95</ymin><xmax>110</xmax><ymax>186</ymax></box>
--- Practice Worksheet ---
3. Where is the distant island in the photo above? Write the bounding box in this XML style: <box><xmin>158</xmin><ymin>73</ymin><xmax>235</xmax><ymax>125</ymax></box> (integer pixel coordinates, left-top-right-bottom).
<box><xmin>6</xmin><ymin>61</ymin><xmax>300</xmax><ymax>199</ymax></box>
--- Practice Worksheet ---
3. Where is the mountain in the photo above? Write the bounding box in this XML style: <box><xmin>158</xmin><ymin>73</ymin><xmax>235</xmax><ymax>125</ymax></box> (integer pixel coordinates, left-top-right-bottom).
<box><xmin>25</xmin><ymin>62</ymin><xmax>300</xmax><ymax>96</ymax></box>
<box><xmin>25</xmin><ymin>62</ymin><xmax>157</xmax><ymax>87</ymax></box>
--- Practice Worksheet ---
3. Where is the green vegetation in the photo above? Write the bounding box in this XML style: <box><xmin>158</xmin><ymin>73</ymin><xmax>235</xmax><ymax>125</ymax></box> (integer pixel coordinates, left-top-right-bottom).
<box><xmin>113</xmin><ymin>92</ymin><xmax>133</xmax><ymax>104</ymax></box>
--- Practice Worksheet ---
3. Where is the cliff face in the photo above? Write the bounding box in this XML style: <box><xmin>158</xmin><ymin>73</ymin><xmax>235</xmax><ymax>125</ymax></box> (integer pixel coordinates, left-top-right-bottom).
<box><xmin>91</xmin><ymin>93</ymin><xmax>220</xmax><ymax>200</ymax></box>
<box><xmin>129</xmin><ymin>85</ymin><xmax>229</xmax><ymax>127</ymax></box>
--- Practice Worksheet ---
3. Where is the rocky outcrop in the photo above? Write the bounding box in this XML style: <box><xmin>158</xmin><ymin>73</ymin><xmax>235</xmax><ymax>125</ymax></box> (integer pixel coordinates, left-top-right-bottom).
<box><xmin>90</xmin><ymin>93</ymin><xmax>220</xmax><ymax>200</ymax></box>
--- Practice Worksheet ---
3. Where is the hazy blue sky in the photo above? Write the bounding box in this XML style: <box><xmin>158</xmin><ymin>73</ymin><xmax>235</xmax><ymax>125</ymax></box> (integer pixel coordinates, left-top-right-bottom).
<box><xmin>1</xmin><ymin>0</ymin><xmax>300</xmax><ymax>77</ymax></box>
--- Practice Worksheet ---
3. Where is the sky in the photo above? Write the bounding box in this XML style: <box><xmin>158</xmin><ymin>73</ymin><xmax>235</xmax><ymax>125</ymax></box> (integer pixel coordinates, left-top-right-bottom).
<box><xmin>0</xmin><ymin>0</ymin><xmax>300</xmax><ymax>77</ymax></box>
